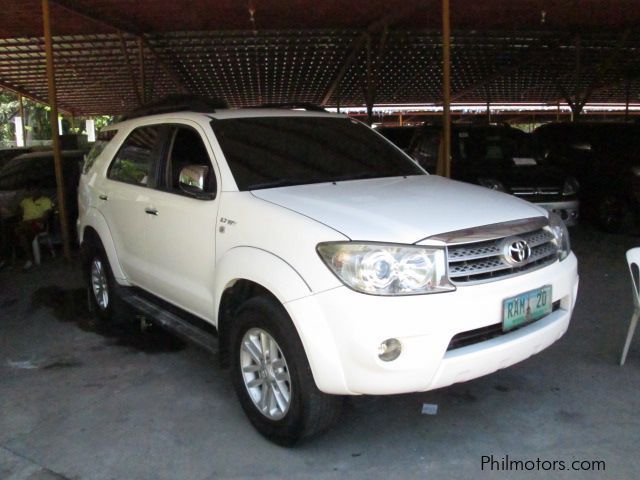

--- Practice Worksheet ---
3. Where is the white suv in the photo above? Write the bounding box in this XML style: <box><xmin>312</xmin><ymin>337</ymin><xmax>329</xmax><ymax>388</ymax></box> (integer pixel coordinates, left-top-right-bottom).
<box><xmin>78</xmin><ymin>104</ymin><xmax>579</xmax><ymax>445</ymax></box>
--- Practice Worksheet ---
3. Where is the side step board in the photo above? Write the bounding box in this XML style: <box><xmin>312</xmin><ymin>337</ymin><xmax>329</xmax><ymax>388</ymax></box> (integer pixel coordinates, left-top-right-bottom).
<box><xmin>121</xmin><ymin>293</ymin><xmax>218</xmax><ymax>354</ymax></box>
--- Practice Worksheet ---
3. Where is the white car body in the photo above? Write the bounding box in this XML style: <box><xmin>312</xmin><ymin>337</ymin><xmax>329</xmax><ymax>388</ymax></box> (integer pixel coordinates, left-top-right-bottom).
<box><xmin>78</xmin><ymin>109</ymin><xmax>579</xmax><ymax>397</ymax></box>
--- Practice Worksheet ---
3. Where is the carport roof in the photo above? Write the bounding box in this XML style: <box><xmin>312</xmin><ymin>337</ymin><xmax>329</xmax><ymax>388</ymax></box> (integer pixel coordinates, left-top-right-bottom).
<box><xmin>1</xmin><ymin>0</ymin><xmax>640</xmax><ymax>115</ymax></box>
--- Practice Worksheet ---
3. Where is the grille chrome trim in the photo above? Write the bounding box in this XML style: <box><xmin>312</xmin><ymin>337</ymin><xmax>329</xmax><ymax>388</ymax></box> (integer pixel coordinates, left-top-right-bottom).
<box><xmin>511</xmin><ymin>187</ymin><xmax>561</xmax><ymax>196</ymax></box>
<box><xmin>439</xmin><ymin>218</ymin><xmax>559</xmax><ymax>285</ymax></box>
<box><xmin>419</xmin><ymin>217</ymin><xmax>548</xmax><ymax>245</ymax></box>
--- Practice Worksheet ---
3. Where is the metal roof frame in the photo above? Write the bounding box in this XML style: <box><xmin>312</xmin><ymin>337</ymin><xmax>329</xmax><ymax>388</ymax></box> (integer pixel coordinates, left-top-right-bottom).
<box><xmin>0</xmin><ymin>1</ymin><xmax>639</xmax><ymax>116</ymax></box>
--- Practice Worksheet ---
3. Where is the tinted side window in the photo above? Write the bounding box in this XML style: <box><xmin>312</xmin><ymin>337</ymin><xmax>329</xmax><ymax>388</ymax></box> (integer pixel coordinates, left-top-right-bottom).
<box><xmin>164</xmin><ymin>127</ymin><xmax>215</xmax><ymax>195</ymax></box>
<box><xmin>412</xmin><ymin>130</ymin><xmax>440</xmax><ymax>172</ymax></box>
<box><xmin>108</xmin><ymin>126</ymin><xmax>160</xmax><ymax>186</ymax></box>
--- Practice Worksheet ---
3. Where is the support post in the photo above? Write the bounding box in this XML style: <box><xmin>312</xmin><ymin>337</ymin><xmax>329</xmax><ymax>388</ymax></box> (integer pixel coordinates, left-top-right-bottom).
<box><xmin>18</xmin><ymin>94</ymin><xmax>26</xmax><ymax>146</ymax></box>
<box><xmin>625</xmin><ymin>78</ymin><xmax>631</xmax><ymax>121</ymax></box>
<box><xmin>365</xmin><ymin>34</ymin><xmax>374</xmax><ymax>126</ymax></box>
<box><xmin>138</xmin><ymin>37</ymin><xmax>146</xmax><ymax>104</ymax></box>
<box><xmin>572</xmin><ymin>35</ymin><xmax>582</xmax><ymax>123</ymax></box>
<box><xmin>570</xmin><ymin>103</ymin><xmax>582</xmax><ymax>122</ymax></box>
<box><xmin>486</xmin><ymin>89</ymin><xmax>491</xmax><ymax>122</ymax></box>
<box><xmin>42</xmin><ymin>0</ymin><xmax>71</xmax><ymax>260</ymax></box>
<box><xmin>440</xmin><ymin>0</ymin><xmax>452</xmax><ymax>178</ymax></box>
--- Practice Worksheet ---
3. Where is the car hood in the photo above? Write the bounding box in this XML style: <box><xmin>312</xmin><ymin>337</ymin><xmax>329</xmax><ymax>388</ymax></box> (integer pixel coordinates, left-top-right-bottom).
<box><xmin>458</xmin><ymin>162</ymin><xmax>567</xmax><ymax>189</ymax></box>
<box><xmin>251</xmin><ymin>175</ymin><xmax>547</xmax><ymax>244</ymax></box>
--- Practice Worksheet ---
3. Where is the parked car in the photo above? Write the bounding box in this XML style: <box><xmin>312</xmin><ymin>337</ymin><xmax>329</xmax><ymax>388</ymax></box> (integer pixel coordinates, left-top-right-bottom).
<box><xmin>0</xmin><ymin>149</ymin><xmax>85</xmax><ymax>241</ymax></box>
<box><xmin>378</xmin><ymin>123</ymin><xmax>580</xmax><ymax>226</ymax></box>
<box><xmin>0</xmin><ymin>147</ymin><xmax>32</xmax><ymax>169</ymax></box>
<box><xmin>534</xmin><ymin>122</ymin><xmax>640</xmax><ymax>232</ymax></box>
<box><xmin>78</xmin><ymin>103</ymin><xmax>578</xmax><ymax>445</ymax></box>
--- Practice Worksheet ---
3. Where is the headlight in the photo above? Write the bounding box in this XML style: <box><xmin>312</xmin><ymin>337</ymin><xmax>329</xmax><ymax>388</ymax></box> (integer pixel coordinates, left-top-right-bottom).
<box><xmin>478</xmin><ymin>178</ymin><xmax>506</xmax><ymax>192</ymax></box>
<box><xmin>547</xmin><ymin>212</ymin><xmax>571</xmax><ymax>261</ymax></box>
<box><xmin>317</xmin><ymin>242</ymin><xmax>455</xmax><ymax>295</ymax></box>
<box><xmin>562</xmin><ymin>176</ymin><xmax>580</xmax><ymax>196</ymax></box>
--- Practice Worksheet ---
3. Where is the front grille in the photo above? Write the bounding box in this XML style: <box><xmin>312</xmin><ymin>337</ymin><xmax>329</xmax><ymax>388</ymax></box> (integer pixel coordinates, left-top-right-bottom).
<box><xmin>447</xmin><ymin>227</ymin><xmax>558</xmax><ymax>284</ymax></box>
<box><xmin>511</xmin><ymin>186</ymin><xmax>561</xmax><ymax>196</ymax></box>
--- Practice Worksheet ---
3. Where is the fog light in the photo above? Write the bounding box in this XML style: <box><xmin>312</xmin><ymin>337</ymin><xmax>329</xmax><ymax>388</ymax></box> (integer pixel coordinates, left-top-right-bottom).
<box><xmin>378</xmin><ymin>338</ymin><xmax>402</xmax><ymax>361</ymax></box>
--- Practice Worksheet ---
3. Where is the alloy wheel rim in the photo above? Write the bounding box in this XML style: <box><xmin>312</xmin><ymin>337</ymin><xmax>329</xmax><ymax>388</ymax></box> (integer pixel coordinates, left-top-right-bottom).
<box><xmin>240</xmin><ymin>327</ymin><xmax>292</xmax><ymax>420</ymax></box>
<box><xmin>90</xmin><ymin>258</ymin><xmax>109</xmax><ymax>310</ymax></box>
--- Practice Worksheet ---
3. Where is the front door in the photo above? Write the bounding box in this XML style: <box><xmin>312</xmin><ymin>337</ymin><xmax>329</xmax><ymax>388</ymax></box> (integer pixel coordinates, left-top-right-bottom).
<box><xmin>141</xmin><ymin>123</ymin><xmax>219</xmax><ymax>321</ymax></box>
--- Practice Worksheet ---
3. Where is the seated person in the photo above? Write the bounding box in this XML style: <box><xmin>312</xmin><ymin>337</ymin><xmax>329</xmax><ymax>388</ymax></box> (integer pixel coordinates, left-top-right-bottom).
<box><xmin>15</xmin><ymin>187</ymin><xmax>53</xmax><ymax>270</ymax></box>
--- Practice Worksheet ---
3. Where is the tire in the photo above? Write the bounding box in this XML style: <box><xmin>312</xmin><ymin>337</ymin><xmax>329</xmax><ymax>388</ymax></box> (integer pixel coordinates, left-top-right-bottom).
<box><xmin>82</xmin><ymin>240</ymin><xmax>128</xmax><ymax>323</ymax></box>
<box><xmin>595</xmin><ymin>195</ymin><xmax>630</xmax><ymax>233</ymax></box>
<box><xmin>230</xmin><ymin>296</ymin><xmax>342</xmax><ymax>445</ymax></box>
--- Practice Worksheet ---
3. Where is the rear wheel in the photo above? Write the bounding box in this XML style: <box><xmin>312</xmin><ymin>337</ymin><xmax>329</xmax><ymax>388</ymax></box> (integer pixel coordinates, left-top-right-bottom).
<box><xmin>90</xmin><ymin>256</ymin><xmax>110</xmax><ymax>312</ymax></box>
<box><xmin>83</xmin><ymin>240</ymin><xmax>127</xmax><ymax>323</ymax></box>
<box><xmin>230</xmin><ymin>296</ymin><xmax>342</xmax><ymax>445</ymax></box>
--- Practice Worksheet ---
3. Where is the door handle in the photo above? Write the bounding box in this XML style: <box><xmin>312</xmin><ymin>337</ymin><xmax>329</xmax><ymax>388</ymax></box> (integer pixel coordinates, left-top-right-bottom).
<box><xmin>99</xmin><ymin>194</ymin><xmax>108</xmax><ymax>201</ymax></box>
<box><xmin>145</xmin><ymin>207</ymin><xmax>159</xmax><ymax>216</ymax></box>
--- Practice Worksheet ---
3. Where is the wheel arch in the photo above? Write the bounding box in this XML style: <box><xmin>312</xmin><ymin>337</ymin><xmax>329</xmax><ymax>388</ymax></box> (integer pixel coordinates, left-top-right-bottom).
<box><xmin>214</xmin><ymin>247</ymin><xmax>348</xmax><ymax>394</ymax></box>
<box><xmin>79</xmin><ymin>208</ymin><xmax>128</xmax><ymax>282</ymax></box>
<box><xmin>214</xmin><ymin>246</ymin><xmax>311</xmax><ymax>367</ymax></box>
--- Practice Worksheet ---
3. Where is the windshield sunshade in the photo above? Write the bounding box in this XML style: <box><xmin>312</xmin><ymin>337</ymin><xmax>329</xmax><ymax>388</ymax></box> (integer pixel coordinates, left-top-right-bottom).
<box><xmin>211</xmin><ymin>117</ymin><xmax>424</xmax><ymax>190</ymax></box>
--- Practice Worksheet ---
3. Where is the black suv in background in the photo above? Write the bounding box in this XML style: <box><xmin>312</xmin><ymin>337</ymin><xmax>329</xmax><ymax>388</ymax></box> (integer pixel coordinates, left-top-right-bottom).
<box><xmin>378</xmin><ymin>123</ymin><xmax>579</xmax><ymax>225</ymax></box>
<box><xmin>0</xmin><ymin>149</ymin><xmax>85</xmax><ymax>241</ymax></box>
<box><xmin>534</xmin><ymin>122</ymin><xmax>640</xmax><ymax>233</ymax></box>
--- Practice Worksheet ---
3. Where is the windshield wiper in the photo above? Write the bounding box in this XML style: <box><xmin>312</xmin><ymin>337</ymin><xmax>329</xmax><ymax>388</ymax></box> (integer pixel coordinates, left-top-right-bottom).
<box><xmin>249</xmin><ymin>179</ymin><xmax>300</xmax><ymax>190</ymax></box>
<box><xmin>331</xmin><ymin>172</ymin><xmax>379</xmax><ymax>182</ymax></box>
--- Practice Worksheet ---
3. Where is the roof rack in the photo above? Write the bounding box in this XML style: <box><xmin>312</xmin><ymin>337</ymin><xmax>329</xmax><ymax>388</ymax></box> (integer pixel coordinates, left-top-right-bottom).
<box><xmin>251</xmin><ymin>102</ymin><xmax>327</xmax><ymax>112</ymax></box>
<box><xmin>120</xmin><ymin>94</ymin><xmax>228</xmax><ymax>121</ymax></box>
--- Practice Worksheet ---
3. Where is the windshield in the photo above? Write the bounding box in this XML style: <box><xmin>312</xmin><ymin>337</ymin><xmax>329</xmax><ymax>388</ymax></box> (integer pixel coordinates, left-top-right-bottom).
<box><xmin>377</xmin><ymin>127</ymin><xmax>417</xmax><ymax>151</ymax></box>
<box><xmin>457</xmin><ymin>127</ymin><xmax>542</xmax><ymax>166</ymax></box>
<box><xmin>211</xmin><ymin>116</ymin><xmax>424</xmax><ymax>190</ymax></box>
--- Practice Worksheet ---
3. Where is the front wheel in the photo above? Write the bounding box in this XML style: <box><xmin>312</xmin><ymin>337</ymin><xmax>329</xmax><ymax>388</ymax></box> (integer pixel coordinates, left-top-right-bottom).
<box><xmin>230</xmin><ymin>297</ymin><xmax>342</xmax><ymax>445</ymax></box>
<box><xmin>595</xmin><ymin>195</ymin><xmax>630</xmax><ymax>233</ymax></box>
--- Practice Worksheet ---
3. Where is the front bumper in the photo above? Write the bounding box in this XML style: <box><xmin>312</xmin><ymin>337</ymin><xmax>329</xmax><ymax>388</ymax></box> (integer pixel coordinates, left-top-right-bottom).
<box><xmin>285</xmin><ymin>253</ymin><xmax>578</xmax><ymax>395</ymax></box>
<box><xmin>534</xmin><ymin>200</ymin><xmax>580</xmax><ymax>226</ymax></box>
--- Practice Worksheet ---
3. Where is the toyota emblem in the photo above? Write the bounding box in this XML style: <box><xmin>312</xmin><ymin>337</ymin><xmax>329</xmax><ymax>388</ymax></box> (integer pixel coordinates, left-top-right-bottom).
<box><xmin>502</xmin><ymin>237</ymin><xmax>532</xmax><ymax>265</ymax></box>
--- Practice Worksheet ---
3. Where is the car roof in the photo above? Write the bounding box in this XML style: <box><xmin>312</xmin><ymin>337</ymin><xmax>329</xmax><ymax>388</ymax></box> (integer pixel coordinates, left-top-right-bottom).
<box><xmin>102</xmin><ymin>108</ymin><xmax>349</xmax><ymax>132</ymax></box>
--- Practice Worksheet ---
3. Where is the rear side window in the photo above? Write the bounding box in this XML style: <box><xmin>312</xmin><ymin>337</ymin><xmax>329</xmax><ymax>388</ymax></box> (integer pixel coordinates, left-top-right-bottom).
<box><xmin>108</xmin><ymin>126</ymin><xmax>160</xmax><ymax>186</ymax></box>
<box><xmin>83</xmin><ymin>129</ymin><xmax>117</xmax><ymax>174</ymax></box>
<box><xmin>457</xmin><ymin>128</ymin><xmax>511</xmax><ymax>163</ymax></box>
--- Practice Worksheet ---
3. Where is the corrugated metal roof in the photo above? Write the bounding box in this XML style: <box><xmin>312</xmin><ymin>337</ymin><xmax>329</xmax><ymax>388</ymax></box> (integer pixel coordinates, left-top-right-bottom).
<box><xmin>1</xmin><ymin>1</ymin><xmax>639</xmax><ymax>115</ymax></box>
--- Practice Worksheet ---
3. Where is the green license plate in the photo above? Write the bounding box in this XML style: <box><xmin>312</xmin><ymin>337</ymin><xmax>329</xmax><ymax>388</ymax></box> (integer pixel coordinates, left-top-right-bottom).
<box><xmin>502</xmin><ymin>285</ymin><xmax>552</xmax><ymax>332</ymax></box>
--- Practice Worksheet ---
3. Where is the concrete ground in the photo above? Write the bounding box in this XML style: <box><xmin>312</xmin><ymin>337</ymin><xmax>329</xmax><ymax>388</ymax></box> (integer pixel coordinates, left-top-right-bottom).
<box><xmin>0</xmin><ymin>224</ymin><xmax>639</xmax><ymax>480</ymax></box>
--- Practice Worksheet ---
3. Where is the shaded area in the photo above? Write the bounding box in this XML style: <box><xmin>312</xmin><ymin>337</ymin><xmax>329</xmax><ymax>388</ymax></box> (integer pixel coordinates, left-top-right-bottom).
<box><xmin>30</xmin><ymin>286</ymin><xmax>186</xmax><ymax>354</ymax></box>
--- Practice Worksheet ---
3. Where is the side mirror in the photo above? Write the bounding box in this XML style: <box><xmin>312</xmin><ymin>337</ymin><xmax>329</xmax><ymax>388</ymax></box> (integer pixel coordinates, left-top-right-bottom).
<box><xmin>178</xmin><ymin>164</ymin><xmax>214</xmax><ymax>199</ymax></box>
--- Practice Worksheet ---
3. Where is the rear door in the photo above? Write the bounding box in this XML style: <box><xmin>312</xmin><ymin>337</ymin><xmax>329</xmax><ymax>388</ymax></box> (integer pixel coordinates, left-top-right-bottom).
<box><xmin>97</xmin><ymin>124</ymin><xmax>163</xmax><ymax>284</ymax></box>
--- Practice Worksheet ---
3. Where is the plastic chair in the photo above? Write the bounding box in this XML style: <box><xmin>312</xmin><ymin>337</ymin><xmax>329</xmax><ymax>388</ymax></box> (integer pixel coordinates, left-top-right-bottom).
<box><xmin>621</xmin><ymin>247</ymin><xmax>640</xmax><ymax>365</ymax></box>
<box><xmin>31</xmin><ymin>219</ymin><xmax>55</xmax><ymax>266</ymax></box>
